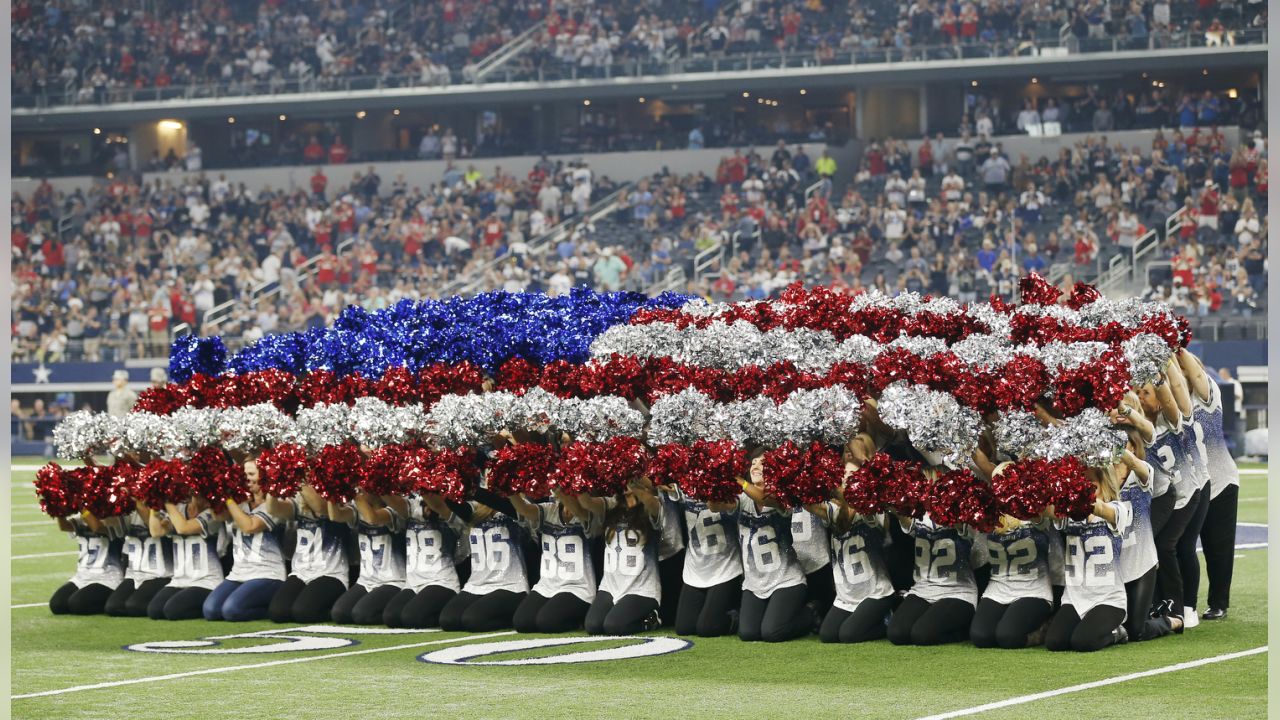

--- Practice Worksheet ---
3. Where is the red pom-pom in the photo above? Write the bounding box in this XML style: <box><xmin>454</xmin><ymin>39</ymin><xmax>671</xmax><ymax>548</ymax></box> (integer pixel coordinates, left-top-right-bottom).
<box><xmin>374</xmin><ymin>366</ymin><xmax>422</xmax><ymax>405</ymax></box>
<box><xmin>77</xmin><ymin>465</ymin><xmax>134</xmax><ymax>518</ymax></box>
<box><xmin>188</xmin><ymin>447</ymin><xmax>250</xmax><ymax>504</ymax></box>
<box><xmin>220</xmin><ymin>369</ymin><xmax>299</xmax><ymax>413</ymax></box>
<box><xmin>557</xmin><ymin>437</ymin><xmax>649</xmax><ymax>497</ymax></box>
<box><xmin>651</xmin><ymin>440</ymin><xmax>747</xmax><ymax>504</ymax></box>
<box><xmin>1066</xmin><ymin>282</ymin><xmax>1103</xmax><ymax>310</ymax></box>
<box><xmin>297</xmin><ymin>370</ymin><xmax>338</xmax><ymax>408</ymax></box>
<box><xmin>404</xmin><ymin>447</ymin><xmax>480</xmax><ymax>502</ymax></box>
<box><xmin>878</xmin><ymin>457</ymin><xmax>930</xmax><ymax>519</ymax></box>
<box><xmin>842</xmin><ymin>453</ymin><xmax>894</xmax><ymax>516</ymax></box>
<box><xmin>310</xmin><ymin>442</ymin><xmax>365</xmax><ymax>503</ymax></box>
<box><xmin>257</xmin><ymin>444</ymin><xmax>309</xmax><ymax>499</ymax></box>
<box><xmin>486</xmin><ymin>443</ymin><xmax>561</xmax><ymax>498</ymax></box>
<box><xmin>1052</xmin><ymin>348</ymin><xmax>1131</xmax><ymax>417</ymax></box>
<box><xmin>1018</xmin><ymin>273</ymin><xmax>1062</xmax><ymax>306</ymax></box>
<box><xmin>763</xmin><ymin>441</ymin><xmax>843</xmax><ymax>507</ymax></box>
<box><xmin>35</xmin><ymin>463</ymin><xmax>81</xmax><ymax>517</ymax></box>
<box><xmin>648</xmin><ymin>444</ymin><xmax>693</xmax><ymax>490</ymax></box>
<box><xmin>870</xmin><ymin>348</ymin><xmax>927</xmax><ymax>393</ymax></box>
<box><xmin>136</xmin><ymin>459</ymin><xmax>194</xmax><ymax>507</ymax></box>
<box><xmin>991</xmin><ymin>458</ymin><xmax>1058</xmax><ymax>520</ymax></box>
<box><xmin>1044</xmin><ymin>457</ymin><xmax>1097</xmax><ymax>521</ymax></box>
<box><xmin>926</xmin><ymin>468</ymin><xmax>1000</xmax><ymax>532</ymax></box>
<box><xmin>362</xmin><ymin>444</ymin><xmax>413</xmax><ymax>496</ymax></box>
<box><xmin>596</xmin><ymin>355</ymin><xmax>650</xmax><ymax>400</ymax></box>
<box><xmin>495</xmin><ymin>358</ymin><xmax>541</xmax><ymax>393</ymax></box>
<box><xmin>133</xmin><ymin>385</ymin><xmax>185</xmax><ymax>415</ymax></box>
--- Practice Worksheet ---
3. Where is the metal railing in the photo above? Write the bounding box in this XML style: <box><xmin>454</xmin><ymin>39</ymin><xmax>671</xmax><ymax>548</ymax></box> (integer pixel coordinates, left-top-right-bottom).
<box><xmin>472</xmin><ymin>20</ymin><xmax>548</xmax><ymax>83</ymax></box>
<box><xmin>13</xmin><ymin>29</ymin><xmax>1266</xmax><ymax>110</ymax></box>
<box><xmin>647</xmin><ymin>266</ymin><xmax>686</xmax><ymax>296</ymax></box>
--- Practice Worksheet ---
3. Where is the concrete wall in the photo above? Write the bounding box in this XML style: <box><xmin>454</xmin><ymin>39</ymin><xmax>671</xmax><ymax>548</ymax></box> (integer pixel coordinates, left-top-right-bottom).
<box><xmin>13</xmin><ymin>145</ymin><xmax>825</xmax><ymax>197</ymax></box>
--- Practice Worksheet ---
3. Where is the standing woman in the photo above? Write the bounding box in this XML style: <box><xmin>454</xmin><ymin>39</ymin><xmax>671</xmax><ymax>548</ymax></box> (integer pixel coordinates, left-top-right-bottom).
<box><xmin>203</xmin><ymin>461</ymin><xmax>288</xmax><ymax>621</ymax></box>
<box><xmin>709</xmin><ymin>454</ymin><xmax>811</xmax><ymax>643</ymax></box>
<box><xmin>49</xmin><ymin>508</ymin><xmax>126</xmax><ymax>615</ymax></box>
<box><xmin>509</xmin><ymin>487</ymin><xmax>598</xmax><ymax>634</ymax></box>
<box><xmin>105</xmin><ymin>499</ymin><xmax>172</xmax><ymax>617</ymax></box>
<box><xmin>436</xmin><ymin>486</ymin><xmax>531</xmax><ymax>632</ymax></box>
<box><xmin>1141</xmin><ymin>365</ymin><xmax>1196</xmax><ymax>625</ymax></box>
<box><xmin>1045</xmin><ymin>467</ymin><xmax>1133</xmax><ymax>652</ymax></box>
<box><xmin>265</xmin><ymin>481</ymin><xmax>350</xmax><ymax>623</ymax></box>
<box><xmin>329</xmin><ymin>490</ymin><xmax>408</xmax><ymax>625</ymax></box>
<box><xmin>580</xmin><ymin>477</ymin><xmax>665</xmax><ymax>635</ymax></box>
<box><xmin>382</xmin><ymin>492</ymin><xmax>467</xmax><ymax>629</ymax></box>
<box><xmin>667</xmin><ymin>482</ymin><xmax>743</xmax><ymax>638</ymax></box>
<box><xmin>887</xmin><ymin>475</ymin><xmax>983</xmax><ymax>647</ymax></box>
<box><xmin>1193</xmin><ymin>360</ymin><xmax>1240</xmax><ymax>621</ymax></box>
<box><xmin>149</xmin><ymin>496</ymin><xmax>228</xmax><ymax>620</ymax></box>
<box><xmin>1172</xmin><ymin>351</ymin><xmax>1214</xmax><ymax>626</ymax></box>
<box><xmin>807</xmin><ymin>484</ymin><xmax>897</xmax><ymax>644</ymax></box>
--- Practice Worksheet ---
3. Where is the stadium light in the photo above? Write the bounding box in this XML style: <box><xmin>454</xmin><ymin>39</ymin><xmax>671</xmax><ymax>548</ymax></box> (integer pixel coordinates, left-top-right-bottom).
<box><xmin>742</xmin><ymin>92</ymin><xmax>750</xmax><ymax>98</ymax></box>
<box><xmin>1228</xmin><ymin>88</ymin><xmax>1238</xmax><ymax>99</ymax></box>
<box><xmin>970</xmin><ymin>80</ymin><xmax>978</xmax><ymax>87</ymax></box>
<box><xmin>1202</xmin><ymin>69</ymin><xmax>1209</xmax><ymax>75</ymax></box>
<box><xmin>278</xmin><ymin>114</ymin><xmax>287</xmax><ymax>121</ymax></box>
<box><xmin>1030</xmin><ymin>78</ymin><xmax>1038</xmax><ymax>84</ymax></box>
<box><xmin>393</xmin><ymin>109</ymin><xmax>401</xmax><ymax>115</ymax></box>
<box><xmin>638</xmin><ymin>97</ymin><xmax>646</xmax><ymax>103</ymax></box>
<box><xmin>227</xmin><ymin>117</ymin><xmax>236</xmax><ymax>124</ymax></box>
<box><xmin>356</xmin><ymin>110</ymin><xmax>367</xmax><ymax>119</ymax></box>
<box><xmin>93</xmin><ymin>128</ymin><xmax>101</xmax><ymax>135</ymax></box>
<box><xmin>157</xmin><ymin>120</ymin><xmax>183</xmax><ymax>131</ymax></box>
<box><xmin>583</xmin><ymin>99</ymin><xmax>591</xmax><ymax>106</ymax></box>
<box><xmin>799</xmin><ymin>89</ymin><xmax>807</xmax><ymax>95</ymax></box>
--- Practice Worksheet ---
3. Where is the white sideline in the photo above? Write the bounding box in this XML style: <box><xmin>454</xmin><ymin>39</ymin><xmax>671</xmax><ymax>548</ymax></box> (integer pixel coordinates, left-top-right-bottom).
<box><xmin>12</xmin><ymin>631</ymin><xmax>517</xmax><ymax>699</ymax></box>
<box><xmin>12</xmin><ymin>552</ymin><xmax>78</xmax><ymax>560</ymax></box>
<box><xmin>914</xmin><ymin>646</ymin><xmax>1267</xmax><ymax>720</ymax></box>
<box><xmin>11</xmin><ymin>603</ymin><xmax>45</xmax><ymax>609</ymax></box>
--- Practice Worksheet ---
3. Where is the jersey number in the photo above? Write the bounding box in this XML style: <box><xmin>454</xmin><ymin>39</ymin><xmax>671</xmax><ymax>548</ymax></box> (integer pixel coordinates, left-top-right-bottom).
<box><xmin>470</xmin><ymin>528</ymin><xmax>511</xmax><ymax>574</ymax></box>
<box><xmin>603</xmin><ymin>531</ymin><xmax>645</xmax><ymax>577</ymax></box>
<box><xmin>541</xmin><ymin>536</ymin><xmax>585</xmax><ymax>581</ymax></box>
<box><xmin>1065</xmin><ymin>534</ymin><xmax>1115</xmax><ymax>587</ymax></box>
<box><xmin>689</xmin><ymin>515</ymin><xmax>727</xmax><ymax>557</ymax></box>
<box><xmin>988</xmin><ymin>537</ymin><xmax>1036</xmax><ymax>577</ymax></box>
<box><xmin>914</xmin><ymin>537</ymin><xmax>957</xmax><ymax>581</ymax></box>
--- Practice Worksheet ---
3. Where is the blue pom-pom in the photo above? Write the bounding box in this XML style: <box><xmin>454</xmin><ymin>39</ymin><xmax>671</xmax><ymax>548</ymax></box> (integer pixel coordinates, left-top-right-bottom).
<box><xmin>168</xmin><ymin>336</ymin><xmax>227</xmax><ymax>384</ymax></box>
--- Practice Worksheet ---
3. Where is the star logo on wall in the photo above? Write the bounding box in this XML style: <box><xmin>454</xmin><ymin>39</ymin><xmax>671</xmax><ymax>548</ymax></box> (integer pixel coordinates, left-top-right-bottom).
<box><xmin>33</xmin><ymin>365</ymin><xmax>51</xmax><ymax>383</ymax></box>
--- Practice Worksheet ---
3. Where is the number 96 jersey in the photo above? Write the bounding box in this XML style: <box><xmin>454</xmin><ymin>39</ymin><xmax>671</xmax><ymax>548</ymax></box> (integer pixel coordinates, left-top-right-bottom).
<box><xmin>907</xmin><ymin>515</ymin><xmax>981</xmax><ymax>607</ymax></box>
<box><xmin>1060</xmin><ymin>502</ymin><xmax>1132</xmax><ymax>616</ymax></box>
<box><xmin>981</xmin><ymin>521</ymin><xmax>1056</xmax><ymax>605</ymax></box>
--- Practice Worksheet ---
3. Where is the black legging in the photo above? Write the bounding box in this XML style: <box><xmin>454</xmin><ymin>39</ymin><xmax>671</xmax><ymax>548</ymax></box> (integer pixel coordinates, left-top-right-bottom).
<box><xmin>1176</xmin><ymin>487</ymin><xmax>1212</xmax><ymax>610</ymax></box>
<box><xmin>1154</xmin><ymin>490</ymin><xmax>1201</xmax><ymax>617</ymax></box>
<box><xmin>887</xmin><ymin>595</ymin><xmax>975</xmax><ymax>646</ymax></box>
<box><xmin>331</xmin><ymin>584</ymin><xmax>402</xmax><ymax>625</ymax></box>
<box><xmin>1046</xmin><ymin>604</ymin><xmax>1127</xmax><ymax>652</ymax></box>
<box><xmin>1150</xmin><ymin>489</ymin><xmax>1176</xmax><ymax>536</ymax></box>
<box><xmin>969</xmin><ymin>597</ymin><xmax>1053</xmax><ymax>649</ymax></box>
<box><xmin>268</xmin><ymin>576</ymin><xmax>347</xmax><ymax>623</ymax></box>
<box><xmin>805</xmin><ymin>564</ymin><xmax>837</xmax><ymax>617</ymax></box>
<box><xmin>105</xmin><ymin>578</ymin><xmax>170</xmax><ymax>617</ymax></box>
<box><xmin>384</xmin><ymin>586</ymin><xmax>458</xmax><ymax>628</ymax></box>
<box><xmin>513</xmin><ymin>591</ymin><xmax>591</xmax><ymax>633</ymax></box>
<box><xmin>585</xmin><ymin>591</ymin><xmax>660</xmax><ymax>636</ymax></box>
<box><xmin>1125</xmin><ymin>566</ymin><xmax>1175</xmax><ymax>641</ymax></box>
<box><xmin>146</xmin><ymin>585</ymin><xmax>212</xmax><ymax>620</ymax></box>
<box><xmin>658</xmin><ymin>551</ymin><xmax>685</xmax><ymax>628</ymax></box>
<box><xmin>49</xmin><ymin>582</ymin><xmax>114</xmax><ymax>615</ymax></box>
<box><xmin>819</xmin><ymin>595</ymin><xmax>899</xmax><ymax>643</ymax></box>
<box><xmin>1199</xmin><ymin>484</ymin><xmax>1238</xmax><ymax>610</ymax></box>
<box><xmin>438</xmin><ymin>590</ymin><xmax>526</xmax><ymax>632</ymax></box>
<box><xmin>738</xmin><ymin>585</ymin><xmax>812</xmax><ymax>642</ymax></box>
<box><xmin>675</xmin><ymin>576</ymin><xmax>743</xmax><ymax>637</ymax></box>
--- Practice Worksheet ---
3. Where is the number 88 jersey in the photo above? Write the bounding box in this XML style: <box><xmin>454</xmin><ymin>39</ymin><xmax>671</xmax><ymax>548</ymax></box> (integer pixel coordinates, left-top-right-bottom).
<box><xmin>1060</xmin><ymin>502</ymin><xmax>1132</xmax><ymax>616</ymax></box>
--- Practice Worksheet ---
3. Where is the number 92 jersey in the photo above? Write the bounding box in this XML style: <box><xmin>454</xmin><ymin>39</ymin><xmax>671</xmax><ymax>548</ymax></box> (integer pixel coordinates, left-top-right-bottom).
<box><xmin>1060</xmin><ymin>502</ymin><xmax>1132</xmax><ymax>616</ymax></box>
<box><xmin>907</xmin><ymin>515</ymin><xmax>982</xmax><ymax>607</ymax></box>
<box><xmin>981</xmin><ymin>521</ymin><xmax>1056</xmax><ymax>605</ymax></box>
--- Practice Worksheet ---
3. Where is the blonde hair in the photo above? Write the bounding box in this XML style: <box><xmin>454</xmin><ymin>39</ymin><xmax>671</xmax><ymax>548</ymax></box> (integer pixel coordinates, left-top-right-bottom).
<box><xmin>1095</xmin><ymin>464</ymin><xmax>1121</xmax><ymax>503</ymax></box>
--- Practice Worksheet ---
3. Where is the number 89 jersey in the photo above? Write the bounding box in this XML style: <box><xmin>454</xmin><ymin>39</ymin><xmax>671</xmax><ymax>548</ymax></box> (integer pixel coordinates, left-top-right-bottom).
<box><xmin>907</xmin><ymin>515</ymin><xmax>980</xmax><ymax>607</ymax></box>
<box><xmin>1060</xmin><ymin>502</ymin><xmax>1132</xmax><ymax>616</ymax></box>
<box><xmin>529</xmin><ymin>501</ymin><xmax>597</xmax><ymax>603</ymax></box>
<box><xmin>981</xmin><ymin>521</ymin><xmax>1055</xmax><ymax>605</ymax></box>
<box><xmin>734</xmin><ymin>495</ymin><xmax>805</xmax><ymax>600</ymax></box>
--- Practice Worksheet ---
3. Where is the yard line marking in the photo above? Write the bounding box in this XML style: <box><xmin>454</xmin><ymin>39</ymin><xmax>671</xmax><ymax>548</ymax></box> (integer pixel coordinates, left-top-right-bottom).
<box><xmin>12</xmin><ymin>631</ymin><xmax>518</xmax><ymax>699</ymax></box>
<box><xmin>10</xmin><ymin>521</ymin><xmax>52</xmax><ymax>527</ymax></box>
<box><xmin>11</xmin><ymin>533</ymin><xmax>44</xmax><ymax>538</ymax></box>
<box><xmin>913</xmin><ymin>646</ymin><xmax>1267</xmax><ymax>720</ymax></box>
<box><xmin>10</xmin><ymin>603</ymin><xmax>45</xmax><ymax>609</ymax></box>
<box><xmin>11</xmin><ymin>552</ymin><xmax>77</xmax><ymax>560</ymax></box>
<box><xmin>1239</xmin><ymin>522</ymin><xmax>1268</xmax><ymax>527</ymax></box>
<box><xmin>1233</xmin><ymin>542</ymin><xmax>1268</xmax><ymax>550</ymax></box>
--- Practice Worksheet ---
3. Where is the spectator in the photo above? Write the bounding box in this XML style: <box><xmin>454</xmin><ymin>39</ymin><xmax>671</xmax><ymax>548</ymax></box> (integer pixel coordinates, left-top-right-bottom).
<box><xmin>106</xmin><ymin>369</ymin><xmax>137</xmax><ymax>417</ymax></box>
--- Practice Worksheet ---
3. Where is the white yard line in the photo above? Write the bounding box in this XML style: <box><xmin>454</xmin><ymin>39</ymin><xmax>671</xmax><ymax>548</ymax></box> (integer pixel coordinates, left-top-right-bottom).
<box><xmin>10</xmin><ymin>521</ymin><xmax>54</xmax><ymax>527</ymax></box>
<box><xmin>12</xmin><ymin>631</ymin><xmax>517</xmax><ymax>699</ymax></box>
<box><xmin>11</xmin><ymin>533</ymin><xmax>45</xmax><ymax>538</ymax></box>
<box><xmin>10</xmin><ymin>603</ymin><xmax>45</xmax><ymax>609</ymax></box>
<box><xmin>914</xmin><ymin>646</ymin><xmax>1268</xmax><ymax>720</ymax></box>
<box><xmin>1232</xmin><ymin>542</ymin><xmax>1268</xmax><ymax>550</ymax></box>
<box><xmin>11</xmin><ymin>552</ymin><xmax>77</xmax><ymax>560</ymax></box>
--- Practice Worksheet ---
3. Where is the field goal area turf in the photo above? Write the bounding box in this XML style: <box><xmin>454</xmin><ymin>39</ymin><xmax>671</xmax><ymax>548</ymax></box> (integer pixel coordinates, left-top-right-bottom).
<box><xmin>10</xmin><ymin>460</ymin><xmax>1269</xmax><ymax>720</ymax></box>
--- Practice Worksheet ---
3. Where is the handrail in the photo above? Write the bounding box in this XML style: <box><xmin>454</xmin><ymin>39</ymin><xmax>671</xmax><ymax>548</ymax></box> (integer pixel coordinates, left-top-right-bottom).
<box><xmin>803</xmin><ymin>178</ymin><xmax>826</xmax><ymax>203</ymax></box>
<box><xmin>692</xmin><ymin>242</ymin><xmax>723</xmax><ymax>283</ymax></box>
<box><xmin>668</xmin><ymin>0</ymin><xmax>741</xmax><ymax>61</ymax></box>
<box><xmin>1165</xmin><ymin>205</ymin><xmax>1189</xmax><ymax>238</ymax></box>
<box><xmin>473</xmin><ymin>19</ymin><xmax>548</xmax><ymax>83</ymax></box>
<box><xmin>647</xmin><ymin>266</ymin><xmax>686</xmax><ymax>296</ymax></box>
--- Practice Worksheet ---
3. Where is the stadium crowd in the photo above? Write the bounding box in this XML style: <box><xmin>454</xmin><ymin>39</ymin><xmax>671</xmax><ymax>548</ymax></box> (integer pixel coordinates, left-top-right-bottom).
<box><xmin>10</xmin><ymin>122</ymin><xmax>1267</xmax><ymax>364</ymax></box>
<box><xmin>12</xmin><ymin>0</ymin><xmax>1267</xmax><ymax>104</ymax></box>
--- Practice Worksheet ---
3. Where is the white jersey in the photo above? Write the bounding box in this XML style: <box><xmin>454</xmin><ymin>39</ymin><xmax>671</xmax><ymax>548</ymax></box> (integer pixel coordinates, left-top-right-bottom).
<box><xmin>529</xmin><ymin>501</ymin><xmax>597</xmax><ymax>602</ymax></box>
<box><xmin>68</xmin><ymin>516</ymin><xmax>126</xmax><ymax>590</ymax></box>
<box><xmin>906</xmin><ymin>515</ymin><xmax>982</xmax><ymax>607</ymax></box>
<box><xmin>669</xmin><ymin>488</ymin><xmax>742</xmax><ymax>588</ymax></box>
<box><xmin>405</xmin><ymin>500</ymin><xmax>462</xmax><ymax>593</ymax></box>
<box><xmin>657</xmin><ymin>492</ymin><xmax>686</xmax><ymax>561</ymax></box>
<box><xmin>1060</xmin><ymin>502</ymin><xmax>1131</xmax><ymax>616</ymax></box>
<box><xmin>1197</xmin><ymin>382</ymin><xmax>1240</xmax><ymax>500</ymax></box>
<box><xmin>734</xmin><ymin>494</ymin><xmax>805</xmax><ymax>599</ymax></box>
<box><xmin>123</xmin><ymin>512</ymin><xmax>173</xmax><ymax>582</ymax></box>
<box><xmin>982</xmin><ymin>521</ymin><xmax>1056</xmax><ymax>605</ymax></box>
<box><xmin>819</xmin><ymin>504</ymin><xmax>895</xmax><ymax>612</ymax></box>
<box><xmin>1118</xmin><ymin>463</ymin><xmax>1158</xmax><ymax>583</ymax></box>
<box><xmin>463</xmin><ymin>508</ymin><xmax>529</xmax><ymax>594</ymax></box>
<box><xmin>1147</xmin><ymin>416</ymin><xmax>1187</xmax><ymax>506</ymax></box>
<box><xmin>226</xmin><ymin>502</ymin><xmax>288</xmax><ymax>582</ymax></box>
<box><xmin>169</xmin><ymin>506</ymin><xmax>226</xmax><ymax>590</ymax></box>
<box><xmin>790</xmin><ymin>508</ymin><xmax>832</xmax><ymax>574</ymax></box>
<box><xmin>351</xmin><ymin>507</ymin><xmax>407</xmax><ymax>590</ymax></box>
<box><xmin>1180</xmin><ymin>413</ymin><xmax>1209</xmax><ymax>494</ymax></box>
<box><xmin>290</xmin><ymin>497</ymin><xmax>351</xmax><ymax>586</ymax></box>
<box><xmin>599</xmin><ymin>497</ymin><xmax>663</xmax><ymax>601</ymax></box>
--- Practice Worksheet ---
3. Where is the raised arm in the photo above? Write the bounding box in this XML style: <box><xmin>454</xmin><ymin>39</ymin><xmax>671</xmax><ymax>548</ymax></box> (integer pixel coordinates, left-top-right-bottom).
<box><xmin>422</xmin><ymin>493</ymin><xmax>454</xmax><ymax>521</ymax></box>
<box><xmin>1120</xmin><ymin>449</ymin><xmax>1151</xmax><ymax>485</ymax></box>
<box><xmin>264</xmin><ymin>494</ymin><xmax>297</xmax><ymax>522</ymax></box>
<box><xmin>1152</xmin><ymin>374</ymin><xmax>1181</xmax><ymax>426</ymax></box>
<box><xmin>163</xmin><ymin>502</ymin><xmax>205</xmax><ymax>536</ymax></box>
<box><xmin>553</xmin><ymin>487</ymin><xmax>592</xmax><ymax>525</ymax></box>
<box><xmin>508</xmin><ymin>492</ymin><xmax>543</xmax><ymax>525</ymax></box>
<box><xmin>327</xmin><ymin>499</ymin><xmax>356</xmax><ymax>524</ymax></box>
<box><xmin>1164</xmin><ymin>360</ymin><xmax>1193</xmax><ymax>420</ymax></box>
<box><xmin>148</xmin><ymin>508</ymin><xmax>172</xmax><ymax>538</ymax></box>
<box><xmin>225</xmin><ymin>500</ymin><xmax>268</xmax><ymax>534</ymax></box>
<box><xmin>354</xmin><ymin>491</ymin><xmax>394</xmax><ymax>527</ymax></box>
<box><xmin>298</xmin><ymin>483</ymin><xmax>327</xmax><ymax>517</ymax></box>
<box><xmin>631</xmin><ymin>477</ymin><xmax>662</xmax><ymax>522</ymax></box>
<box><xmin>1091</xmin><ymin>498</ymin><xmax>1118</xmax><ymax>526</ymax></box>
<box><xmin>1176</xmin><ymin>349</ymin><xmax>1211</xmax><ymax>403</ymax></box>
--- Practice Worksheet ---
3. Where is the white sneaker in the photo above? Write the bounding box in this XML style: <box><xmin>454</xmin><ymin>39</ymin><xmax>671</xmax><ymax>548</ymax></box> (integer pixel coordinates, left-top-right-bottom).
<box><xmin>1183</xmin><ymin>606</ymin><xmax>1200</xmax><ymax>629</ymax></box>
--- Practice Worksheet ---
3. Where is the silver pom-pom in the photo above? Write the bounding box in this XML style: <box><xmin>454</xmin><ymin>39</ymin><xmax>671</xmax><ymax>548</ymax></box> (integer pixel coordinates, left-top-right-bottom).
<box><xmin>1123</xmin><ymin>333</ymin><xmax>1173</xmax><ymax>386</ymax></box>
<box><xmin>965</xmin><ymin>302</ymin><xmax>1011</xmax><ymax>337</ymax></box>
<box><xmin>848</xmin><ymin>289</ymin><xmax>892</xmax><ymax>313</ymax></box>
<box><xmin>1035</xmin><ymin>341</ymin><xmax>1109</xmax><ymax>371</ymax></box>
<box><xmin>832</xmin><ymin>334</ymin><xmax>883</xmax><ymax>366</ymax></box>
<box><xmin>1034</xmin><ymin>408</ymin><xmax>1126</xmax><ymax>467</ymax></box>
<box><xmin>589</xmin><ymin>323</ymin><xmax>680</xmax><ymax>360</ymax></box>
<box><xmin>921</xmin><ymin>296</ymin><xmax>963</xmax><ymax>316</ymax></box>
<box><xmin>718</xmin><ymin>396</ymin><xmax>788</xmax><ymax>448</ymax></box>
<box><xmin>951</xmin><ymin>335</ymin><xmax>1016</xmax><ymax>369</ymax></box>
<box><xmin>1015</xmin><ymin>303</ymin><xmax>1081</xmax><ymax>325</ymax></box>
<box><xmin>53</xmin><ymin>411</ymin><xmax>120</xmax><ymax>459</ymax></box>
<box><xmin>647</xmin><ymin>388</ymin><xmax>716</xmax><ymax>446</ymax></box>
<box><xmin>506</xmin><ymin>387</ymin><xmax>560</xmax><ymax>433</ymax></box>
<box><xmin>425</xmin><ymin>394</ymin><xmax>498</xmax><ymax>447</ymax></box>
<box><xmin>992</xmin><ymin>410</ymin><xmax>1043</xmax><ymax>459</ymax></box>
<box><xmin>293</xmin><ymin>403</ymin><xmax>351</xmax><ymax>453</ymax></box>
<box><xmin>112</xmin><ymin>412</ymin><xmax>182</xmax><ymax>459</ymax></box>
<box><xmin>886</xmin><ymin>335</ymin><xmax>948</xmax><ymax>358</ymax></box>
<box><xmin>684</xmin><ymin>320</ymin><xmax>761</xmax><ymax>369</ymax></box>
<box><xmin>889</xmin><ymin>291</ymin><xmax>926</xmax><ymax>316</ymax></box>
<box><xmin>170</xmin><ymin>407</ymin><xmax>223</xmax><ymax>455</ymax></box>
<box><xmin>778</xmin><ymin>386</ymin><xmax>863</xmax><ymax>445</ymax></box>
<box><xmin>560</xmin><ymin>396</ymin><xmax>646</xmax><ymax>442</ymax></box>
<box><xmin>759</xmin><ymin>328</ymin><xmax>839</xmax><ymax>370</ymax></box>
<box><xmin>878</xmin><ymin>382</ymin><xmax>981</xmax><ymax>466</ymax></box>
<box><xmin>218</xmin><ymin>403</ymin><xmax>295</xmax><ymax>455</ymax></box>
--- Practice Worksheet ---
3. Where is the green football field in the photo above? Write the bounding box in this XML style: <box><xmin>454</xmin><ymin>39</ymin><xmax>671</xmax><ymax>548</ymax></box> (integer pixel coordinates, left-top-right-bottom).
<box><xmin>9</xmin><ymin>458</ymin><xmax>1269</xmax><ymax>720</ymax></box>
